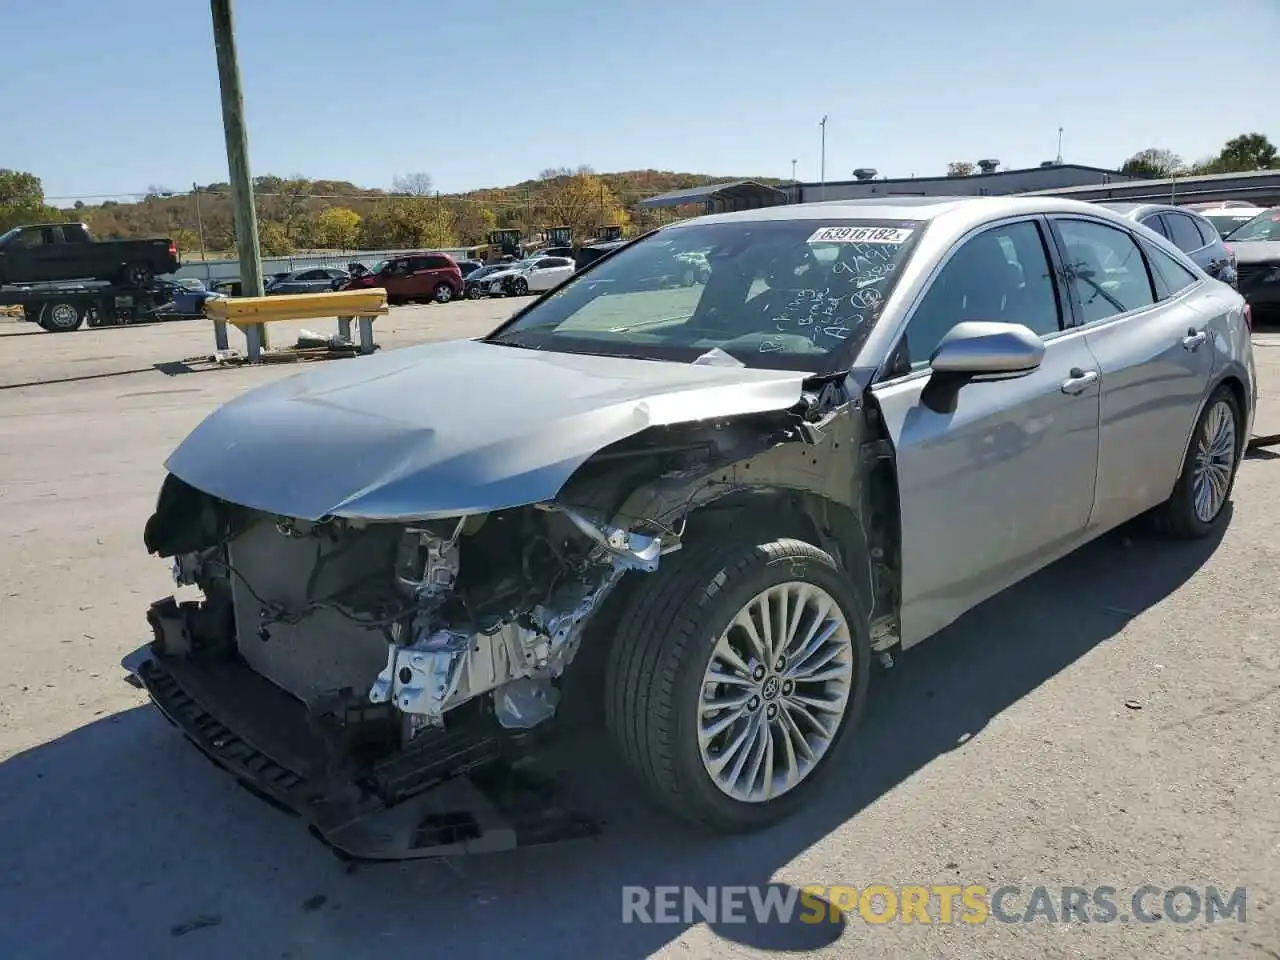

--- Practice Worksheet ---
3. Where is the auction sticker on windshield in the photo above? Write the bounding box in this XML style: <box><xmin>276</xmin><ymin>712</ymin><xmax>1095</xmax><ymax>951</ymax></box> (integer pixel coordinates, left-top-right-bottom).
<box><xmin>808</xmin><ymin>226</ymin><xmax>914</xmax><ymax>244</ymax></box>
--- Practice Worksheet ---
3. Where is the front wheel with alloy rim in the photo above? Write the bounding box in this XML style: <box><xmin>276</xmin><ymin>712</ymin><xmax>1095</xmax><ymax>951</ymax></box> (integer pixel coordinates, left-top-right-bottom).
<box><xmin>433</xmin><ymin>282</ymin><xmax>454</xmax><ymax>303</ymax></box>
<box><xmin>512</xmin><ymin>277</ymin><xmax>529</xmax><ymax>296</ymax></box>
<box><xmin>1149</xmin><ymin>385</ymin><xmax>1241</xmax><ymax>538</ymax></box>
<box><xmin>40</xmin><ymin>301</ymin><xmax>85</xmax><ymax>332</ymax></box>
<box><xmin>605</xmin><ymin>535</ymin><xmax>870</xmax><ymax>832</ymax></box>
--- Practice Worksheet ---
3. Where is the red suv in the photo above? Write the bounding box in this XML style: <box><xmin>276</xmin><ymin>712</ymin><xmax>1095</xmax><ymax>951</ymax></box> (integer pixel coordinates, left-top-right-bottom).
<box><xmin>345</xmin><ymin>253</ymin><xmax>464</xmax><ymax>304</ymax></box>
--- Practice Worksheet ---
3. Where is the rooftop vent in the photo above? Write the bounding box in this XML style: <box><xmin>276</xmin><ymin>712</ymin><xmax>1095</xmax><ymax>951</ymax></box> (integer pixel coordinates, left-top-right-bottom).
<box><xmin>852</xmin><ymin>168</ymin><xmax>878</xmax><ymax>181</ymax></box>
<box><xmin>1040</xmin><ymin>160</ymin><xmax>1058</xmax><ymax>168</ymax></box>
<box><xmin>977</xmin><ymin>159</ymin><xmax>1001</xmax><ymax>174</ymax></box>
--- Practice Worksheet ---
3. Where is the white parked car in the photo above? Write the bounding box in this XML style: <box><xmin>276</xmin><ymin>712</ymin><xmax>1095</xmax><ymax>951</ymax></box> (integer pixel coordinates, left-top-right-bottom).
<box><xmin>486</xmin><ymin>256</ymin><xmax>576</xmax><ymax>297</ymax></box>
<box><xmin>1197</xmin><ymin>205</ymin><xmax>1267</xmax><ymax>239</ymax></box>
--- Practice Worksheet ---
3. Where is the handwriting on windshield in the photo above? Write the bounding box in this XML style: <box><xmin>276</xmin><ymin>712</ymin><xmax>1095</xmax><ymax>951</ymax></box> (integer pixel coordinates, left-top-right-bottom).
<box><xmin>756</xmin><ymin>241</ymin><xmax>904</xmax><ymax>351</ymax></box>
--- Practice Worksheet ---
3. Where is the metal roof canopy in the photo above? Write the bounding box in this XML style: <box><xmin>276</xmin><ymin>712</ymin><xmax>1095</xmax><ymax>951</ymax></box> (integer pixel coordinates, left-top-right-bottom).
<box><xmin>1016</xmin><ymin>168</ymin><xmax>1280</xmax><ymax>206</ymax></box>
<box><xmin>638</xmin><ymin>180</ymin><xmax>791</xmax><ymax>213</ymax></box>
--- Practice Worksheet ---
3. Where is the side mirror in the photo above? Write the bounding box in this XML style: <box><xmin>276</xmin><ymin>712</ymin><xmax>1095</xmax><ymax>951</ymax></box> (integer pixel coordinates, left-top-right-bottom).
<box><xmin>921</xmin><ymin>321</ymin><xmax>1046</xmax><ymax>414</ymax></box>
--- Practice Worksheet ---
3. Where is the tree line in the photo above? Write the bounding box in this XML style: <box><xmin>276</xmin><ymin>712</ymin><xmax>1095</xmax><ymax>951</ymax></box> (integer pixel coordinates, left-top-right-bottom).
<box><xmin>0</xmin><ymin>167</ymin><xmax>765</xmax><ymax>259</ymax></box>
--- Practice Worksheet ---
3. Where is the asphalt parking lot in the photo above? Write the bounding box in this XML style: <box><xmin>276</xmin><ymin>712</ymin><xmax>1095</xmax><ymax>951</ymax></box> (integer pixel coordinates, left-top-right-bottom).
<box><xmin>2</xmin><ymin>305</ymin><xmax>1280</xmax><ymax>959</ymax></box>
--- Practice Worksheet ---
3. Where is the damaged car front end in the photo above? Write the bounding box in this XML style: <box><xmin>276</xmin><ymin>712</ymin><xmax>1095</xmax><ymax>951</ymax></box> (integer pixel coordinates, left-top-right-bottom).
<box><xmin>126</xmin><ymin>213</ymin><xmax>916</xmax><ymax>858</ymax></box>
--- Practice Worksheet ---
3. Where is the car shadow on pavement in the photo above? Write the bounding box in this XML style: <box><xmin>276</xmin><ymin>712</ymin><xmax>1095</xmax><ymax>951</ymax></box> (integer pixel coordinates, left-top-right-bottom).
<box><xmin>0</xmin><ymin>518</ymin><xmax>1226</xmax><ymax>960</ymax></box>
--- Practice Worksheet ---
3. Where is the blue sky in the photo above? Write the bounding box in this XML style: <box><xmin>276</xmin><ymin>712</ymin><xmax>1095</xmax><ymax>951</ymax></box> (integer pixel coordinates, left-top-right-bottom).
<box><xmin>3</xmin><ymin>0</ymin><xmax>1276</xmax><ymax>202</ymax></box>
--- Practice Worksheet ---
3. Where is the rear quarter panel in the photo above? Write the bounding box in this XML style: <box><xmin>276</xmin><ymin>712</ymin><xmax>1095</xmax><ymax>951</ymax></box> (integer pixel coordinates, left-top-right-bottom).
<box><xmin>1200</xmin><ymin>281</ymin><xmax>1257</xmax><ymax>439</ymax></box>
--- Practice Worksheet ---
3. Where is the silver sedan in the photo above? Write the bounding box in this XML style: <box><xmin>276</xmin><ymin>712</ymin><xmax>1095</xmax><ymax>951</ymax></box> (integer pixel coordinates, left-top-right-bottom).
<box><xmin>130</xmin><ymin>195</ymin><xmax>1256</xmax><ymax>852</ymax></box>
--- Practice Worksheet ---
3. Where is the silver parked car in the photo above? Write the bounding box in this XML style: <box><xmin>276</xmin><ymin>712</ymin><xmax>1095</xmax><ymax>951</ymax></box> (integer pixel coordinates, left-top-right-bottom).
<box><xmin>125</xmin><ymin>196</ymin><xmax>1255</xmax><ymax>858</ymax></box>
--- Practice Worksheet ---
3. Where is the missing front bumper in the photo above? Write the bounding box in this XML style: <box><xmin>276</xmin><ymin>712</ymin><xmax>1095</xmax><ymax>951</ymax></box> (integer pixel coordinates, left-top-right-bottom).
<box><xmin>122</xmin><ymin>645</ymin><xmax>597</xmax><ymax>861</ymax></box>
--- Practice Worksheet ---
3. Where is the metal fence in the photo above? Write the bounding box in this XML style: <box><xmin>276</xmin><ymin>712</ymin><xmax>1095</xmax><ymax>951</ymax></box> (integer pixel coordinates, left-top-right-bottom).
<box><xmin>172</xmin><ymin>247</ymin><xmax>481</xmax><ymax>284</ymax></box>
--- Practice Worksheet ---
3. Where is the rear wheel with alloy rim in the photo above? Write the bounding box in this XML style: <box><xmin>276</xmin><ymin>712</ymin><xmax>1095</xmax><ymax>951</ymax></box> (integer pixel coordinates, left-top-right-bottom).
<box><xmin>1149</xmin><ymin>385</ymin><xmax>1241</xmax><ymax>538</ymax></box>
<box><xmin>605</xmin><ymin>535</ymin><xmax>870</xmax><ymax>832</ymax></box>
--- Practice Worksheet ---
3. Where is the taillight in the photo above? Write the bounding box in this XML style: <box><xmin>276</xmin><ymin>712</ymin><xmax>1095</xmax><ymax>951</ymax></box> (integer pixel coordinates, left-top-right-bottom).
<box><xmin>168</xmin><ymin>241</ymin><xmax>177</xmax><ymax>257</ymax></box>
<box><xmin>1244</xmin><ymin>304</ymin><xmax>1252</xmax><ymax>330</ymax></box>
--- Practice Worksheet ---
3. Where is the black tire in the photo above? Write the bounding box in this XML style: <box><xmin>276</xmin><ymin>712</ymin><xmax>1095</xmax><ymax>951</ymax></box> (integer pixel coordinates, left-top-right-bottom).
<box><xmin>512</xmin><ymin>277</ymin><xmax>529</xmax><ymax>296</ymax></box>
<box><xmin>604</xmin><ymin>535</ymin><xmax>871</xmax><ymax>833</ymax></box>
<box><xmin>433</xmin><ymin>282</ymin><xmax>454</xmax><ymax>304</ymax></box>
<box><xmin>121</xmin><ymin>262</ymin><xmax>154</xmax><ymax>288</ymax></box>
<box><xmin>39</xmin><ymin>300</ymin><xmax>85</xmax><ymax>332</ymax></box>
<box><xmin>1148</xmin><ymin>385</ymin><xmax>1241</xmax><ymax>539</ymax></box>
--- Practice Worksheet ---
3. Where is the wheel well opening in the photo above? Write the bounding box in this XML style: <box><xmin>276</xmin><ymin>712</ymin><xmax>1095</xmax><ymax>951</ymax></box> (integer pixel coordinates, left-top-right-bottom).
<box><xmin>1218</xmin><ymin>375</ymin><xmax>1248</xmax><ymax>455</ymax></box>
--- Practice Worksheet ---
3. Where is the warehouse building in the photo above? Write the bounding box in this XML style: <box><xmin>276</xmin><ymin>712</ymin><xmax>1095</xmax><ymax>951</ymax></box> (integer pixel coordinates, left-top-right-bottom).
<box><xmin>638</xmin><ymin>161</ymin><xmax>1142</xmax><ymax>215</ymax></box>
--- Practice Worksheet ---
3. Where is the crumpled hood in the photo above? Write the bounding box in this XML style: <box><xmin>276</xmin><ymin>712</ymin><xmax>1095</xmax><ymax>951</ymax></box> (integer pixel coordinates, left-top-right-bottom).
<box><xmin>165</xmin><ymin>338</ymin><xmax>810</xmax><ymax>522</ymax></box>
<box><xmin>1231</xmin><ymin>240</ymin><xmax>1280</xmax><ymax>265</ymax></box>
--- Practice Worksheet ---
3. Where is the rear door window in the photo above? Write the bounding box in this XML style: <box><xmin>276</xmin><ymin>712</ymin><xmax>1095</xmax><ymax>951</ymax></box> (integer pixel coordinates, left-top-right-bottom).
<box><xmin>1140</xmin><ymin>213</ymin><xmax>1170</xmax><ymax>239</ymax></box>
<box><xmin>1189</xmin><ymin>215</ymin><xmax>1218</xmax><ymax>248</ymax></box>
<box><xmin>1141</xmin><ymin>240</ymin><xmax>1200</xmax><ymax>300</ymax></box>
<box><xmin>1166</xmin><ymin>213</ymin><xmax>1206</xmax><ymax>253</ymax></box>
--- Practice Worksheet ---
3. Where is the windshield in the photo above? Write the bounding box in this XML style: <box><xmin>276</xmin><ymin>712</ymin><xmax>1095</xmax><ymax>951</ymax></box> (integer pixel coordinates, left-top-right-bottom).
<box><xmin>1225</xmin><ymin>209</ymin><xmax>1280</xmax><ymax>242</ymax></box>
<box><xmin>0</xmin><ymin>227</ymin><xmax>19</xmax><ymax>245</ymax></box>
<box><xmin>1204</xmin><ymin>213</ymin><xmax>1261</xmax><ymax>238</ymax></box>
<box><xmin>487</xmin><ymin>218</ymin><xmax>924</xmax><ymax>370</ymax></box>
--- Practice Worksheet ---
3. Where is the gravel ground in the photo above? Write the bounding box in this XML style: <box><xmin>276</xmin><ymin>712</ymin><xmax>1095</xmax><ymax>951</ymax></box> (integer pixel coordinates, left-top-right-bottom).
<box><xmin>1</xmin><ymin>305</ymin><xmax>1279</xmax><ymax>959</ymax></box>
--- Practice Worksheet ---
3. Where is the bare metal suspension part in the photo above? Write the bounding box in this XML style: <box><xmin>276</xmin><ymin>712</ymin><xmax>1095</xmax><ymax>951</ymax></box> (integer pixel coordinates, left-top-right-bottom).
<box><xmin>369</xmin><ymin>504</ymin><xmax>665</xmax><ymax>733</ymax></box>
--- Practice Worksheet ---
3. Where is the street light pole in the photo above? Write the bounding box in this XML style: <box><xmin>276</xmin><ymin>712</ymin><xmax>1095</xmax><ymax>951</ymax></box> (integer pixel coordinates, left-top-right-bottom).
<box><xmin>210</xmin><ymin>0</ymin><xmax>264</xmax><ymax>314</ymax></box>
<box><xmin>819</xmin><ymin>115</ymin><xmax>828</xmax><ymax>201</ymax></box>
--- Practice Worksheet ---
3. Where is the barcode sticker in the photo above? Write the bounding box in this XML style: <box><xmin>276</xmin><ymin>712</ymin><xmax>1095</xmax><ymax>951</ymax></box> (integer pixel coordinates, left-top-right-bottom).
<box><xmin>807</xmin><ymin>226</ymin><xmax>914</xmax><ymax>245</ymax></box>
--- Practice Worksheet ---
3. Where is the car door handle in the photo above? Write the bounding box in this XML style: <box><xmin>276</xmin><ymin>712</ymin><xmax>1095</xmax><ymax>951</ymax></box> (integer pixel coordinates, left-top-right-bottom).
<box><xmin>1061</xmin><ymin>368</ymin><xmax>1099</xmax><ymax>395</ymax></box>
<box><xmin>1182</xmin><ymin>329</ymin><xmax>1208</xmax><ymax>351</ymax></box>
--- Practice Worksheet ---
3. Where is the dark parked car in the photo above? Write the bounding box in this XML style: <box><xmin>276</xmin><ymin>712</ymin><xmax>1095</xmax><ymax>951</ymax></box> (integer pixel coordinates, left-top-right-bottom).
<box><xmin>463</xmin><ymin>262</ymin><xmax>516</xmax><ymax>298</ymax></box>
<box><xmin>1100</xmin><ymin>203</ymin><xmax>1236</xmax><ymax>287</ymax></box>
<box><xmin>0</xmin><ymin>222</ymin><xmax>180</xmax><ymax>288</ymax></box>
<box><xmin>455</xmin><ymin>259</ymin><xmax>485</xmax><ymax>278</ymax></box>
<box><xmin>343</xmin><ymin>252</ymin><xmax>464</xmax><ymax>304</ymax></box>
<box><xmin>264</xmin><ymin>266</ymin><xmax>350</xmax><ymax>295</ymax></box>
<box><xmin>1222</xmin><ymin>207</ymin><xmax>1280</xmax><ymax>321</ymax></box>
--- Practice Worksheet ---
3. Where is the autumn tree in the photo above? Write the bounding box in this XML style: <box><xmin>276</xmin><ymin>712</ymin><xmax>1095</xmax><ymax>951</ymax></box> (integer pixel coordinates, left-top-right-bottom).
<box><xmin>257</xmin><ymin>219</ymin><xmax>295</xmax><ymax>256</ymax></box>
<box><xmin>361</xmin><ymin>198</ymin><xmax>455</xmax><ymax>249</ymax></box>
<box><xmin>946</xmin><ymin>161</ymin><xmax>976</xmax><ymax>177</ymax></box>
<box><xmin>314</xmin><ymin>206</ymin><xmax>362</xmax><ymax>249</ymax></box>
<box><xmin>444</xmin><ymin>198</ymin><xmax>496</xmax><ymax>246</ymax></box>
<box><xmin>534</xmin><ymin>168</ymin><xmax>629</xmax><ymax>242</ymax></box>
<box><xmin>0</xmin><ymin>169</ymin><xmax>64</xmax><ymax>231</ymax></box>
<box><xmin>1119</xmin><ymin>148</ymin><xmax>1183</xmax><ymax>179</ymax></box>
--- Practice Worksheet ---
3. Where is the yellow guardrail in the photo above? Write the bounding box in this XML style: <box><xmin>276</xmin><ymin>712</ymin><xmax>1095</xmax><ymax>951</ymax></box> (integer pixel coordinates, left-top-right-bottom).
<box><xmin>204</xmin><ymin>288</ymin><xmax>389</xmax><ymax>362</ymax></box>
<box><xmin>204</xmin><ymin>288</ymin><xmax>389</xmax><ymax>327</ymax></box>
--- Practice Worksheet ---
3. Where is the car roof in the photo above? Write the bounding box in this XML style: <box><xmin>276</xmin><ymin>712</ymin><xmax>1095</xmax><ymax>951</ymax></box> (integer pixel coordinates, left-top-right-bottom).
<box><xmin>1097</xmin><ymin>201</ymin><xmax>1215</xmax><ymax>220</ymax></box>
<box><xmin>670</xmin><ymin>195</ymin><xmax>1137</xmax><ymax>231</ymax></box>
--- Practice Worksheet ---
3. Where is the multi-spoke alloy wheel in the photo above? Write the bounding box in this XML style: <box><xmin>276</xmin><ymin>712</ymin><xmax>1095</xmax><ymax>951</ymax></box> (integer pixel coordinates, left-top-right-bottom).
<box><xmin>1192</xmin><ymin>399</ymin><xmax>1236</xmax><ymax>523</ymax></box>
<box><xmin>698</xmin><ymin>583</ymin><xmax>854</xmax><ymax>803</ymax></box>
<box><xmin>605</xmin><ymin>535</ymin><xmax>870</xmax><ymax>832</ymax></box>
<box><xmin>1149</xmin><ymin>384</ymin><xmax>1241</xmax><ymax>540</ymax></box>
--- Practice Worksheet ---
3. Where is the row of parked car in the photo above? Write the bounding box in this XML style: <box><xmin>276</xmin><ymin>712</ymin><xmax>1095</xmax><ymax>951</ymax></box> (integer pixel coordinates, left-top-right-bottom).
<box><xmin>198</xmin><ymin>200</ymin><xmax>1279</xmax><ymax>323</ymax></box>
<box><xmin>1095</xmin><ymin>200</ymin><xmax>1279</xmax><ymax>320</ymax></box>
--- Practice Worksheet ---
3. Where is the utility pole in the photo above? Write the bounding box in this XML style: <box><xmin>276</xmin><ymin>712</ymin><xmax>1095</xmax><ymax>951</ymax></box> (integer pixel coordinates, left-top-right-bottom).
<box><xmin>210</xmin><ymin>0</ymin><xmax>265</xmax><ymax>347</ymax></box>
<box><xmin>819</xmin><ymin>115</ymin><xmax>829</xmax><ymax>201</ymax></box>
<box><xmin>1056</xmin><ymin>126</ymin><xmax>1064</xmax><ymax>164</ymax></box>
<box><xmin>191</xmin><ymin>181</ymin><xmax>210</xmax><ymax>283</ymax></box>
